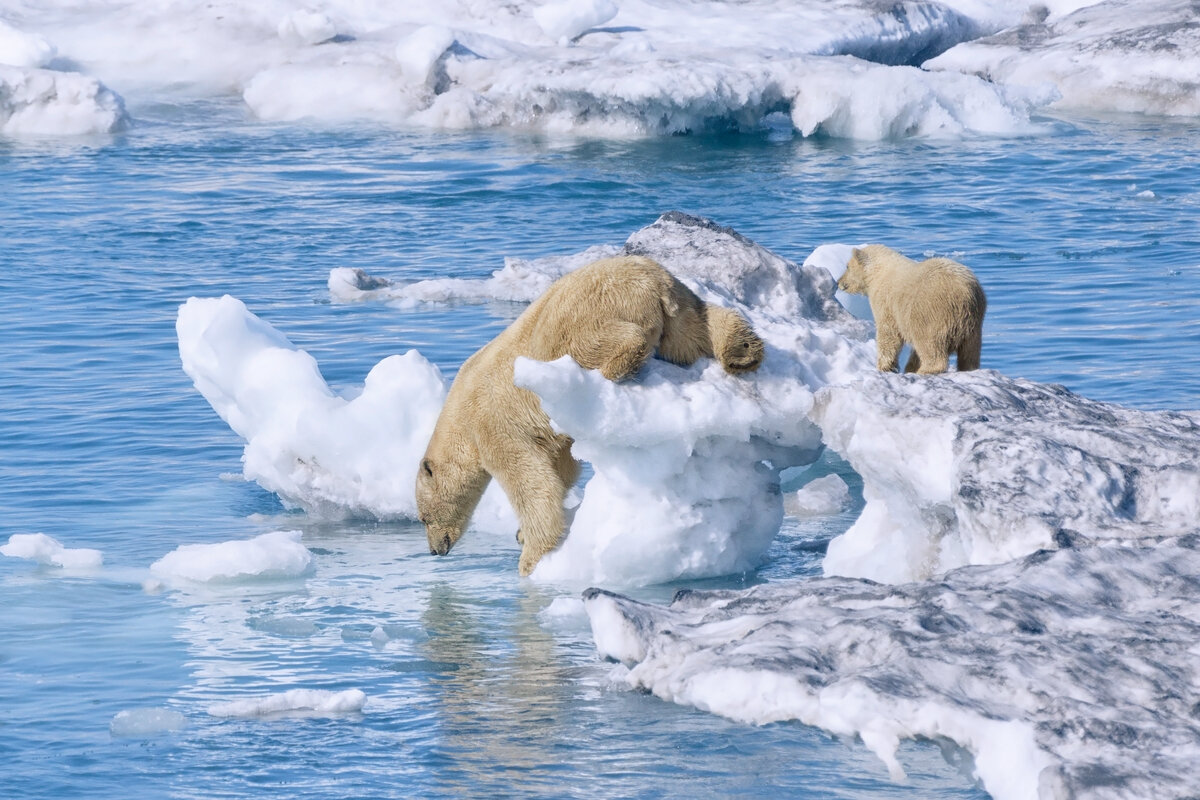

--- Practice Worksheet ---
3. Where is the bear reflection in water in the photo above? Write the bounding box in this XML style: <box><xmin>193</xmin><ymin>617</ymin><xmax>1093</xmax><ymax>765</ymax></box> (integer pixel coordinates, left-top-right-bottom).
<box><xmin>415</xmin><ymin>255</ymin><xmax>765</xmax><ymax>576</ymax></box>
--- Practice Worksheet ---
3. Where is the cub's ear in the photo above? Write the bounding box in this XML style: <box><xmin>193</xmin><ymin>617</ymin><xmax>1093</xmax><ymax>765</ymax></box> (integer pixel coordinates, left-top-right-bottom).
<box><xmin>421</xmin><ymin>459</ymin><xmax>434</xmax><ymax>477</ymax></box>
<box><xmin>850</xmin><ymin>247</ymin><xmax>864</xmax><ymax>263</ymax></box>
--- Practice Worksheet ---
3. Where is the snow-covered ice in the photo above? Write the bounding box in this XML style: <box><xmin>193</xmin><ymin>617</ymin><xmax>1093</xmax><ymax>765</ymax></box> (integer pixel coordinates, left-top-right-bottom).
<box><xmin>1</xmin><ymin>532</ymin><xmax>103</xmax><ymax>569</ymax></box>
<box><xmin>207</xmin><ymin>688</ymin><xmax>366</xmax><ymax>718</ymax></box>
<box><xmin>0</xmin><ymin>0</ymin><xmax>1072</xmax><ymax>137</ymax></box>
<box><xmin>813</xmin><ymin>370</ymin><xmax>1200</xmax><ymax>583</ymax></box>
<box><xmin>149</xmin><ymin>530</ymin><xmax>314</xmax><ymax>584</ymax></box>
<box><xmin>928</xmin><ymin>0</ymin><xmax>1200</xmax><ymax>116</ymax></box>
<box><xmin>584</xmin><ymin>534</ymin><xmax>1200</xmax><ymax>800</ymax></box>
<box><xmin>7</xmin><ymin>0</ymin><xmax>1200</xmax><ymax>135</ymax></box>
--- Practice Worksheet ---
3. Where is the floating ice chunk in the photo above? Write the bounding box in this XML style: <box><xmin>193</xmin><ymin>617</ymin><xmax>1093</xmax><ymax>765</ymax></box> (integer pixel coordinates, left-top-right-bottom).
<box><xmin>277</xmin><ymin>10</ymin><xmax>337</xmax><ymax>46</ymax></box>
<box><xmin>0</xmin><ymin>66</ymin><xmax>128</xmax><ymax>136</ymax></box>
<box><xmin>150</xmin><ymin>530</ymin><xmax>313</xmax><ymax>583</ymax></box>
<box><xmin>176</xmin><ymin>294</ymin><xmax>517</xmax><ymax>529</ymax></box>
<box><xmin>0</xmin><ymin>20</ymin><xmax>56</xmax><ymax>68</ymax></box>
<box><xmin>1</xmin><ymin>533</ymin><xmax>103</xmax><ymax>569</ymax></box>
<box><xmin>533</xmin><ymin>0</ymin><xmax>618</xmax><ymax>44</ymax></box>
<box><xmin>812</xmin><ymin>370</ymin><xmax>1200</xmax><ymax>583</ymax></box>
<box><xmin>110</xmin><ymin>708</ymin><xmax>187</xmax><ymax>737</ymax></box>
<box><xmin>786</xmin><ymin>474</ymin><xmax>851</xmax><ymax>517</ymax></box>
<box><xmin>928</xmin><ymin>0</ymin><xmax>1200</xmax><ymax>116</ymax></box>
<box><xmin>395</xmin><ymin>25</ymin><xmax>456</xmax><ymax>83</ymax></box>
<box><xmin>584</xmin><ymin>534</ymin><xmax>1200</xmax><ymax>800</ymax></box>
<box><xmin>208</xmin><ymin>688</ymin><xmax>366</xmax><ymax>718</ymax></box>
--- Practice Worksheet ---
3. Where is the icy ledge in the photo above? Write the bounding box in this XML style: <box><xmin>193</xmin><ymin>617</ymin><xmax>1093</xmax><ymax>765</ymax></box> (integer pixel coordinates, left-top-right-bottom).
<box><xmin>584</xmin><ymin>534</ymin><xmax>1200</xmax><ymax>800</ymax></box>
<box><xmin>813</xmin><ymin>370</ymin><xmax>1200</xmax><ymax>583</ymax></box>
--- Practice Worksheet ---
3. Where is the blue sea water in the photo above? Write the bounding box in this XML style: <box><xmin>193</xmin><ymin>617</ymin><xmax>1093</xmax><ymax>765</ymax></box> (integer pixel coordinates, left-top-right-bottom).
<box><xmin>1</xmin><ymin>100</ymin><xmax>1199</xmax><ymax>799</ymax></box>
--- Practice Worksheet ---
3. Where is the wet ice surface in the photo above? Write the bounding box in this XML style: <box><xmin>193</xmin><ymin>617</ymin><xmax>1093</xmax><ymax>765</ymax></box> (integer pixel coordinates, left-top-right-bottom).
<box><xmin>585</xmin><ymin>534</ymin><xmax>1200</xmax><ymax>800</ymax></box>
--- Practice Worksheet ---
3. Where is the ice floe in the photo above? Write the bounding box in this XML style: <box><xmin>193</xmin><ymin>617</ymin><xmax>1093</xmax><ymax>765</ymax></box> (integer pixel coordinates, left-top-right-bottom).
<box><xmin>207</xmin><ymin>688</ymin><xmax>366</xmax><ymax>718</ymax></box>
<box><xmin>928</xmin><ymin>0</ymin><xmax>1200</xmax><ymax>116</ymax></box>
<box><xmin>1</xmin><ymin>533</ymin><xmax>103</xmax><ymax>569</ymax></box>
<box><xmin>149</xmin><ymin>530</ymin><xmax>314</xmax><ymax>584</ymax></box>
<box><xmin>0</xmin><ymin>65</ymin><xmax>127</xmax><ymax>136</ymax></box>
<box><xmin>1</xmin><ymin>0</ymin><xmax>1065</xmax><ymax>137</ymax></box>
<box><xmin>584</xmin><ymin>533</ymin><xmax>1200</xmax><ymax>800</ymax></box>
<box><xmin>813</xmin><ymin>370</ymin><xmax>1200</xmax><ymax>583</ymax></box>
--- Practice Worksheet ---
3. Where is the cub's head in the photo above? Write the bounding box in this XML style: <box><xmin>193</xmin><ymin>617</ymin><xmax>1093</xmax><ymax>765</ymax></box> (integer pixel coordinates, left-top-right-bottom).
<box><xmin>838</xmin><ymin>248</ymin><xmax>872</xmax><ymax>295</ymax></box>
<box><xmin>707</xmin><ymin>305</ymin><xmax>765</xmax><ymax>375</ymax></box>
<box><xmin>415</xmin><ymin>453</ymin><xmax>488</xmax><ymax>557</ymax></box>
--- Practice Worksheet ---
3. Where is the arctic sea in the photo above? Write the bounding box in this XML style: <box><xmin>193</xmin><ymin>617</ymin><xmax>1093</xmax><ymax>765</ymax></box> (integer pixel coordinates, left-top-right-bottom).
<box><xmin>2</xmin><ymin>98</ymin><xmax>1199</xmax><ymax>800</ymax></box>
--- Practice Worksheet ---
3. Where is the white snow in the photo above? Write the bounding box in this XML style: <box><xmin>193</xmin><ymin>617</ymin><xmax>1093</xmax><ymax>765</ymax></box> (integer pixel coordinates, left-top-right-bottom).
<box><xmin>584</xmin><ymin>534</ymin><xmax>1200</xmax><ymax>800</ymax></box>
<box><xmin>149</xmin><ymin>530</ymin><xmax>314</xmax><ymax>583</ymax></box>
<box><xmin>812</xmin><ymin>370</ymin><xmax>1200</xmax><ymax>583</ymax></box>
<box><xmin>110</xmin><ymin>707</ymin><xmax>187</xmax><ymax>736</ymax></box>
<box><xmin>1</xmin><ymin>533</ymin><xmax>103</xmax><ymax>569</ymax></box>
<box><xmin>207</xmin><ymin>688</ymin><xmax>366</xmax><ymax>718</ymax></box>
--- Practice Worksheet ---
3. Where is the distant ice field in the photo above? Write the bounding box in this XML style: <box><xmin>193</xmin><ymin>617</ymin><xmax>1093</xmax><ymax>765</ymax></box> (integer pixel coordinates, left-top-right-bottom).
<box><xmin>2</xmin><ymin>100</ymin><xmax>1199</xmax><ymax>800</ymax></box>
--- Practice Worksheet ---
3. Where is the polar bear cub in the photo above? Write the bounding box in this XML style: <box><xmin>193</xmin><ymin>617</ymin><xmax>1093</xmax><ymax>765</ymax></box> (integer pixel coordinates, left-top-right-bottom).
<box><xmin>838</xmin><ymin>244</ymin><xmax>986</xmax><ymax>374</ymax></box>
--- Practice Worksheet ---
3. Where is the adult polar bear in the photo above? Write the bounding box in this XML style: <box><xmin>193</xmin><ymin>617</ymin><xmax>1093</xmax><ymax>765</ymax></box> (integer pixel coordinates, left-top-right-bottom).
<box><xmin>415</xmin><ymin>255</ymin><xmax>765</xmax><ymax>576</ymax></box>
<box><xmin>838</xmin><ymin>244</ymin><xmax>986</xmax><ymax>374</ymax></box>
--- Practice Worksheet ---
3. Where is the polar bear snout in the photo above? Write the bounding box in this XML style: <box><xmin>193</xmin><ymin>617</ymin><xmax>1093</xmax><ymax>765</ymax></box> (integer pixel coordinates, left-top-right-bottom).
<box><xmin>430</xmin><ymin>533</ymin><xmax>452</xmax><ymax>556</ymax></box>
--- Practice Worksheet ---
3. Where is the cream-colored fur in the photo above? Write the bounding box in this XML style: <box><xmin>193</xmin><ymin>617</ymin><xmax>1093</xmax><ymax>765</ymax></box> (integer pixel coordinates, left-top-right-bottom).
<box><xmin>839</xmin><ymin>244</ymin><xmax>986</xmax><ymax>374</ymax></box>
<box><xmin>416</xmin><ymin>255</ymin><xmax>765</xmax><ymax>575</ymax></box>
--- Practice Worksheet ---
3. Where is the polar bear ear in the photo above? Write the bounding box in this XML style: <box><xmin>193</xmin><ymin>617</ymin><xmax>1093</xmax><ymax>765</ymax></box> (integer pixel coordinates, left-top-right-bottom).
<box><xmin>421</xmin><ymin>459</ymin><xmax>434</xmax><ymax>477</ymax></box>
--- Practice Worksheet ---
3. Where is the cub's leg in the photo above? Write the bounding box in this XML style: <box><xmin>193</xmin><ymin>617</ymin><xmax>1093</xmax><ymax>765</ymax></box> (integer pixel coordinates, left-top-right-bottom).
<box><xmin>875</xmin><ymin>319</ymin><xmax>904</xmax><ymax>373</ymax></box>
<box><xmin>956</xmin><ymin>327</ymin><xmax>983</xmax><ymax>371</ymax></box>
